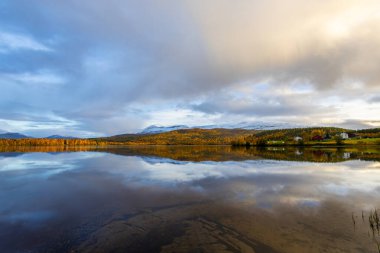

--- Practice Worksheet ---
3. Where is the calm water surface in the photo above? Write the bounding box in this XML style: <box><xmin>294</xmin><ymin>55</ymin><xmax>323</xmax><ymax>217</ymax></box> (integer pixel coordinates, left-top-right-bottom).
<box><xmin>1</xmin><ymin>146</ymin><xmax>380</xmax><ymax>253</ymax></box>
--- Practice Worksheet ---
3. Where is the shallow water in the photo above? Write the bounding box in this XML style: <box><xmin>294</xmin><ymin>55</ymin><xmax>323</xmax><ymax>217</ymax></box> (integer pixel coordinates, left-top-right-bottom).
<box><xmin>1</xmin><ymin>146</ymin><xmax>380</xmax><ymax>253</ymax></box>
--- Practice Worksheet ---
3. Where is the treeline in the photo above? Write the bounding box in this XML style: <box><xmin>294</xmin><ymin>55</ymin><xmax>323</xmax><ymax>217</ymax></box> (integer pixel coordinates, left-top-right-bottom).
<box><xmin>357</xmin><ymin>128</ymin><xmax>380</xmax><ymax>133</ymax></box>
<box><xmin>356</xmin><ymin>128</ymin><xmax>380</xmax><ymax>138</ymax></box>
<box><xmin>0</xmin><ymin>138</ymin><xmax>110</xmax><ymax>146</ymax></box>
<box><xmin>0</xmin><ymin>146</ymin><xmax>100</xmax><ymax>153</ymax></box>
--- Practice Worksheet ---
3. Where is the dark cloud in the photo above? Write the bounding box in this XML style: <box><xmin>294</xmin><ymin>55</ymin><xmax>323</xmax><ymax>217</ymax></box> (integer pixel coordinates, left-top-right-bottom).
<box><xmin>191</xmin><ymin>92</ymin><xmax>335</xmax><ymax>118</ymax></box>
<box><xmin>192</xmin><ymin>100</ymin><xmax>311</xmax><ymax>117</ymax></box>
<box><xmin>334</xmin><ymin>119</ymin><xmax>380</xmax><ymax>130</ymax></box>
<box><xmin>369</xmin><ymin>96</ymin><xmax>380</xmax><ymax>103</ymax></box>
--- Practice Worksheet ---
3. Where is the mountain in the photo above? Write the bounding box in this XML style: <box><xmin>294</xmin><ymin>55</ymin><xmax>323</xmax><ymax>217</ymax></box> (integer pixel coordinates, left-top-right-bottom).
<box><xmin>0</xmin><ymin>132</ymin><xmax>31</xmax><ymax>139</ymax></box>
<box><xmin>196</xmin><ymin>121</ymin><xmax>299</xmax><ymax>130</ymax></box>
<box><xmin>0</xmin><ymin>133</ymin><xmax>77</xmax><ymax>139</ymax></box>
<box><xmin>46</xmin><ymin>135</ymin><xmax>77</xmax><ymax>139</ymax></box>
<box><xmin>141</xmin><ymin>125</ymin><xmax>189</xmax><ymax>134</ymax></box>
<box><xmin>140</xmin><ymin>121</ymin><xmax>299</xmax><ymax>134</ymax></box>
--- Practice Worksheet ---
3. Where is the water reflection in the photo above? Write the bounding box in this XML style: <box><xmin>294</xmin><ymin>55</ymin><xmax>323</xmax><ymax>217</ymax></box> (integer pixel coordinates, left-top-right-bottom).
<box><xmin>2</xmin><ymin>145</ymin><xmax>380</xmax><ymax>162</ymax></box>
<box><xmin>0</xmin><ymin>146</ymin><xmax>380</xmax><ymax>252</ymax></box>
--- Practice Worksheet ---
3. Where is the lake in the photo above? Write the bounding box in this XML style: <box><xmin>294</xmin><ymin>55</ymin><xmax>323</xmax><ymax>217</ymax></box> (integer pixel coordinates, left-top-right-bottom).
<box><xmin>1</xmin><ymin>146</ymin><xmax>380</xmax><ymax>253</ymax></box>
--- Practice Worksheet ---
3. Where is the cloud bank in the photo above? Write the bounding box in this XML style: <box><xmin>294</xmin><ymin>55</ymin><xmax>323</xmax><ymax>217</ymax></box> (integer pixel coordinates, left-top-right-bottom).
<box><xmin>1</xmin><ymin>0</ymin><xmax>380</xmax><ymax>136</ymax></box>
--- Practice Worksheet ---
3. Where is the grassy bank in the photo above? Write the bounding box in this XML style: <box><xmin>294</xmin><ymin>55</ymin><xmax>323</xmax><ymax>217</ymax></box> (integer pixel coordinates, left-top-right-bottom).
<box><xmin>233</xmin><ymin>138</ymin><xmax>380</xmax><ymax>147</ymax></box>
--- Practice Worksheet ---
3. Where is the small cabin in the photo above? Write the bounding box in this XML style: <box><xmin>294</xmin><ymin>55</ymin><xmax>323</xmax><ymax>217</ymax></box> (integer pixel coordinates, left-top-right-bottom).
<box><xmin>340</xmin><ymin>132</ymin><xmax>349</xmax><ymax>139</ymax></box>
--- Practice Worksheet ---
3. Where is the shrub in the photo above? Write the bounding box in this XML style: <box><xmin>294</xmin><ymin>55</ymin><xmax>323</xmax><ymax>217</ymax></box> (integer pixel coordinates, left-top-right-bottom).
<box><xmin>256</xmin><ymin>138</ymin><xmax>267</xmax><ymax>146</ymax></box>
<box><xmin>334</xmin><ymin>136</ymin><xmax>344</xmax><ymax>145</ymax></box>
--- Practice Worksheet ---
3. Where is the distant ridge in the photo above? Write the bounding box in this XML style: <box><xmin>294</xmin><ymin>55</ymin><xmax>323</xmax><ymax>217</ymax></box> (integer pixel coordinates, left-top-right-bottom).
<box><xmin>140</xmin><ymin>121</ymin><xmax>299</xmax><ymax>134</ymax></box>
<box><xmin>0</xmin><ymin>132</ymin><xmax>31</xmax><ymax>139</ymax></box>
<box><xmin>141</xmin><ymin>125</ymin><xmax>189</xmax><ymax>134</ymax></box>
<box><xmin>0</xmin><ymin>133</ymin><xmax>78</xmax><ymax>139</ymax></box>
<box><xmin>46</xmin><ymin>135</ymin><xmax>77</xmax><ymax>139</ymax></box>
<box><xmin>194</xmin><ymin>121</ymin><xmax>300</xmax><ymax>130</ymax></box>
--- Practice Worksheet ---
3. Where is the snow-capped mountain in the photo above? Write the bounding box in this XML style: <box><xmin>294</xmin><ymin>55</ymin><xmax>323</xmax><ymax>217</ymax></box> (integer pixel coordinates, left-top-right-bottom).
<box><xmin>217</xmin><ymin>121</ymin><xmax>299</xmax><ymax>130</ymax></box>
<box><xmin>140</xmin><ymin>121</ymin><xmax>300</xmax><ymax>134</ymax></box>
<box><xmin>141</xmin><ymin>125</ymin><xmax>190</xmax><ymax>134</ymax></box>
<box><xmin>45</xmin><ymin>135</ymin><xmax>77</xmax><ymax>139</ymax></box>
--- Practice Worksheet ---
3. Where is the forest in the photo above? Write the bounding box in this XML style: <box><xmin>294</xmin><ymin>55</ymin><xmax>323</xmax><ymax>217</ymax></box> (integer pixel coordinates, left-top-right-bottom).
<box><xmin>0</xmin><ymin>127</ymin><xmax>379</xmax><ymax>147</ymax></box>
<box><xmin>0</xmin><ymin>138</ymin><xmax>110</xmax><ymax>147</ymax></box>
<box><xmin>97</xmin><ymin>128</ymin><xmax>256</xmax><ymax>145</ymax></box>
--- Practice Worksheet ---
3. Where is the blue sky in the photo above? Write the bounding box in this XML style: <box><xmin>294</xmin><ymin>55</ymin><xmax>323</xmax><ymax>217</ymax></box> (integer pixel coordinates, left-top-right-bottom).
<box><xmin>1</xmin><ymin>0</ymin><xmax>380</xmax><ymax>137</ymax></box>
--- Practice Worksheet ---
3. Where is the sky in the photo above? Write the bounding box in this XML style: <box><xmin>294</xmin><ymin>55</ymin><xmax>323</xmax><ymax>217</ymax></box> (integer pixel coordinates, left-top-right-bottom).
<box><xmin>1</xmin><ymin>0</ymin><xmax>380</xmax><ymax>137</ymax></box>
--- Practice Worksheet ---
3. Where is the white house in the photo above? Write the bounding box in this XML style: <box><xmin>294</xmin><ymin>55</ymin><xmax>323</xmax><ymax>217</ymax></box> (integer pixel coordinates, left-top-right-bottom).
<box><xmin>340</xmin><ymin>132</ymin><xmax>349</xmax><ymax>139</ymax></box>
<box><xmin>294</xmin><ymin>136</ymin><xmax>303</xmax><ymax>141</ymax></box>
<box><xmin>343</xmin><ymin>152</ymin><xmax>351</xmax><ymax>159</ymax></box>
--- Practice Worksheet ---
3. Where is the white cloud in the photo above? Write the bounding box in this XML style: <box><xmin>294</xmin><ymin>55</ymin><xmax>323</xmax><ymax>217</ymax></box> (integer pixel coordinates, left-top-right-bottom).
<box><xmin>1</xmin><ymin>71</ymin><xmax>65</xmax><ymax>85</ymax></box>
<box><xmin>0</xmin><ymin>31</ymin><xmax>52</xmax><ymax>52</ymax></box>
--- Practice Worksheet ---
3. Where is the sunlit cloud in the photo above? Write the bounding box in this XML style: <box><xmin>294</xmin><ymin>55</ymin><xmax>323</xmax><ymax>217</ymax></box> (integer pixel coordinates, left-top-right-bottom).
<box><xmin>1</xmin><ymin>0</ymin><xmax>379</xmax><ymax>135</ymax></box>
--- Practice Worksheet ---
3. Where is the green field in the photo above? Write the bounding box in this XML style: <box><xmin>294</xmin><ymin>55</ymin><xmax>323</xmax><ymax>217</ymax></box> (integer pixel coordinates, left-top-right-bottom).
<box><xmin>303</xmin><ymin>138</ymin><xmax>380</xmax><ymax>146</ymax></box>
<box><xmin>343</xmin><ymin>138</ymin><xmax>380</xmax><ymax>145</ymax></box>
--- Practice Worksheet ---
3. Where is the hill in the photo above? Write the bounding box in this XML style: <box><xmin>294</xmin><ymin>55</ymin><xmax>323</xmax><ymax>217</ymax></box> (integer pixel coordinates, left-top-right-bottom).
<box><xmin>233</xmin><ymin>127</ymin><xmax>380</xmax><ymax>146</ymax></box>
<box><xmin>99</xmin><ymin>127</ymin><xmax>380</xmax><ymax>146</ymax></box>
<box><xmin>0</xmin><ymin>132</ymin><xmax>31</xmax><ymax>139</ymax></box>
<box><xmin>99</xmin><ymin>128</ymin><xmax>258</xmax><ymax>145</ymax></box>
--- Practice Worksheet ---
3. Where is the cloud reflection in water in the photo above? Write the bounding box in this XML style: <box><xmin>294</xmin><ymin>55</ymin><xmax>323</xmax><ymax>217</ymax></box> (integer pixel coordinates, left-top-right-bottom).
<box><xmin>0</xmin><ymin>149</ymin><xmax>379</xmax><ymax>252</ymax></box>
